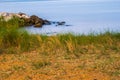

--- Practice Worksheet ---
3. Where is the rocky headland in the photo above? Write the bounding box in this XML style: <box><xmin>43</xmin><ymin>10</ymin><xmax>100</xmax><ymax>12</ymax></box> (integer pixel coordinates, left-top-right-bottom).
<box><xmin>0</xmin><ymin>12</ymin><xmax>68</xmax><ymax>27</ymax></box>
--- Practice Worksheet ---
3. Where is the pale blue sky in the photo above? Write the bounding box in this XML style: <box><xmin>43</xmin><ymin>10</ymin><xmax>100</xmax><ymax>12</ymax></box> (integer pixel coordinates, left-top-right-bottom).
<box><xmin>0</xmin><ymin>0</ymin><xmax>120</xmax><ymax>2</ymax></box>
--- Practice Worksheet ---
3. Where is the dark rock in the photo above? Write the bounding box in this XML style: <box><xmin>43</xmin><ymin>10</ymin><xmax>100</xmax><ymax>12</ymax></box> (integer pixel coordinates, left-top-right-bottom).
<box><xmin>52</xmin><ymin>21</ymin><xmax>56</xmax><ymax>24</ymax></box>
<box><xmin>30</xmin><ymin>15</ymin><xmax>44</xmax><ymax>27</ymax></box>
<box><xmin>18</xmin><ymin>12</ymin><xmax>26</xmax><ymax>16</ymax></box>
<box><xmin>0</xmin><ymin>12</ymin><xmax>69</xmax><ymax>28</ymax></box>
<box><xmin>57</xmin><ymin>21</ymin><xmax>66</xmax><ymax>25</ymax></box>
<box><xmin>34</xmin><ymin>23</ymin><xmax>42</xmax><ymax>27</ymax></box>
<box><xmin>23</xmin><ymin>18</ymin><xmax>31</xmax><ymax>26</ymax></box>
<box><xmin>43</xmin><ymin>20</ymin><xmax>51</xmax><ymax>25</ymax></box>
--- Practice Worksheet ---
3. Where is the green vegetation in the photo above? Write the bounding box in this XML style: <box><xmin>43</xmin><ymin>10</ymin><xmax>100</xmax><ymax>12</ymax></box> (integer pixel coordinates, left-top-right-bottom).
<box><xmin>0</xmin><ymin>18</ymin><xmax>120</xmax><ymax>54</ymax></box>
<box><xmin>0</xmin><ymin>17</ymin><xmax>29</xmax><ymax>53</ymax></box>
<box><xmin>0</xmin><ymin>18</ymin><xmax>120</xmax><ymax>80</ymax></box>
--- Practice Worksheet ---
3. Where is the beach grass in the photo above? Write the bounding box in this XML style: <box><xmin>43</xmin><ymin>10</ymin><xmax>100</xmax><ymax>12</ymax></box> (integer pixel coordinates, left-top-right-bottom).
<box><xmin>0</xmin><ymin>18</ymin><xmax>120</xmax><ymax>80</ymax></box>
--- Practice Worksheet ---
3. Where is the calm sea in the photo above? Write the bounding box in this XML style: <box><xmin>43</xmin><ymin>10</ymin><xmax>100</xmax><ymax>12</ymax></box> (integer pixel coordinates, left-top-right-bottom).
<box><xmin>0</xmin><ymin>0</ymin><xmax>120</xmax><ymax>35</ymax></box>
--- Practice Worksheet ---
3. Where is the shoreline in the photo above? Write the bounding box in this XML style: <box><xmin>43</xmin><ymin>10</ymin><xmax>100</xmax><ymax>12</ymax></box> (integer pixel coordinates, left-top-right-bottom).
<box><xmin>0</xmin><ymin>1</ymin><xmax>120</xmax><ymax>35</ymax></box>
<box><xmin>0</xmin><ymin>16</ymin><xmax>120</xmax><ymax>80</ymax></box>
<box><xmin>0</xmin><ymin>1</ymin><xmax>120</xmax><ymax>80</ymax></box>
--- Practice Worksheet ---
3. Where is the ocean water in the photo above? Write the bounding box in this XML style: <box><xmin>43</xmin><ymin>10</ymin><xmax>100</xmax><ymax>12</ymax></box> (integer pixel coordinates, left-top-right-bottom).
<box><xmin>0</xmin><ymin>0</ymin><xmax>120</xmax><ymax>35</ymax></box>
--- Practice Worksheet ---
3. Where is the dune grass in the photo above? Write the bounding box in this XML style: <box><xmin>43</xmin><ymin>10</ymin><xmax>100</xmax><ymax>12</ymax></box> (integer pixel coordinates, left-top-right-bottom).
<box><xmin>0</xmin><ymin>18</ymin><xmax>120</xmax><ymax>80</ymax></box>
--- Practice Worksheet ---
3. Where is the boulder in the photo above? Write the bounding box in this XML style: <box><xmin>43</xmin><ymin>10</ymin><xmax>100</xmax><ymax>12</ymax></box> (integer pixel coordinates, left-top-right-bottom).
<box><xmin>34</xmin><ymin>23</ymin><xmax>42</xmax><ymax>27</ymax></box>
<box><xmin>0</xmin><ymin>12</ymin><xmax>30</xmax><ymax>20</ymax></box>
<box><xmin>57</xmin><ymin>21</ymin><xmax>66</xmax><ymax>25</ymax></box>
<box><xmin>0</xmin><ymin>12</ymin><xmax>14</xmax><ymax>21</ymax></box>
<box><xmin>17</xmin><ymin>12</ymin><xmax>30</xmax><ymax>18</ymax></box>
<box><xmin>30</xmin><ymin>15</ymin><xmax>44</xmax><ymax>27</ymax></box>
<box><xmin>43</xmin><ymin>20</ymin><xmax>51</xmax><ymax>25</ymax></box>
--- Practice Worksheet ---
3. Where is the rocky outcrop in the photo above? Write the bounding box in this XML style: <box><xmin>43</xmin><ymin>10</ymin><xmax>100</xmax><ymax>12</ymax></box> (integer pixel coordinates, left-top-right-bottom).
<box><xmin>29</xmin><ymin>15</ymin><xmax>44</xmax><ymax>27</ymax></box>
<box><xmin>0</xmin><ymin>12</ymin><xmax>69</xmax><ymax>27</ymax></box>
<box><xmin>0</xmin><ymin>12</ymin><xmax>30</xmax><ymax>21</ymax></box>
<box><xmin>0</xmin><ymin>12</ymin><xmax>46</xmax><ymax>27</ymax></box>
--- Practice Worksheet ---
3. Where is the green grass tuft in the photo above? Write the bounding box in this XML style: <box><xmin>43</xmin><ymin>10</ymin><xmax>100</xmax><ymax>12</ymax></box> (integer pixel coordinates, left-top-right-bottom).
<box><xmin>0</xmin><ymin>18</ymin><xmax>120</xmax><ymax>54</ymax></box>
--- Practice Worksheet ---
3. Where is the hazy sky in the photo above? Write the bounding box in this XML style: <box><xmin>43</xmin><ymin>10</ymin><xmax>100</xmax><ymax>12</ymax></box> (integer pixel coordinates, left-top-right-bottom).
<box><xmin>0</xmin><ymin>0</ymin><xmax>119</xmax><ymax>3</ymax></box>
<box><xmin>61</xmin><ymin>0</ymin><xmax>119</xmax><ymax>2</ymax></box>
<box><xmin>1</xmin><ymin>0</ymin><xmax>120</xmax><ymax>1</ymax></box>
